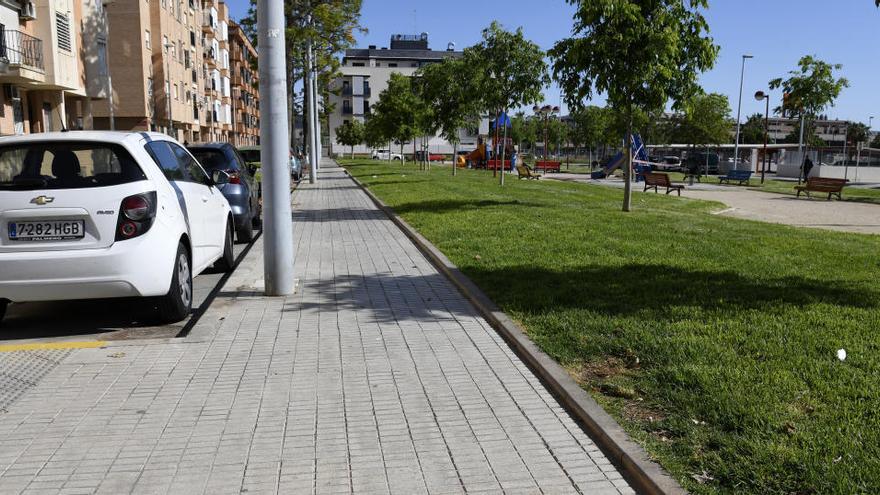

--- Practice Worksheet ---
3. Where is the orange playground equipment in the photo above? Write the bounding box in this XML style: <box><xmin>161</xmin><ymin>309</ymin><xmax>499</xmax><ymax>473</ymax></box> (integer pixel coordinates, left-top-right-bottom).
<box><xmin>457</xmin><ymin>141</ymin><xmax>486</xmax><ymax>168</ymax></box>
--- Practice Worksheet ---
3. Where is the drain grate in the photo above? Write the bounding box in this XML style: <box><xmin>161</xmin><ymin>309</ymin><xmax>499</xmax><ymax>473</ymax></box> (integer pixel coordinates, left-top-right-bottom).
<box><xmin>0</xmin><ymin>349</ymin><xmax>71</xmax><ymax>412</ymax></box>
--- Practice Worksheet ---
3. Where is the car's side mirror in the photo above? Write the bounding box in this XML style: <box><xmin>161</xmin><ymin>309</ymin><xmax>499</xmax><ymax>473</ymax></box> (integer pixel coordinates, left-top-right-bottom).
<box><xmin>212</xmin><ymin>170</ymin><xmax>231</xmax><ymax>186</ymax></box>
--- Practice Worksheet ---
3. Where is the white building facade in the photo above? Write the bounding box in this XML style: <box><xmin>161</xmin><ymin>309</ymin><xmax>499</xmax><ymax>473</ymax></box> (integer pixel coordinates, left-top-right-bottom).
<box><xmin>328</xmin><ymin>33</ymin><xmax>488</xmax><ymax>157</ymax></box>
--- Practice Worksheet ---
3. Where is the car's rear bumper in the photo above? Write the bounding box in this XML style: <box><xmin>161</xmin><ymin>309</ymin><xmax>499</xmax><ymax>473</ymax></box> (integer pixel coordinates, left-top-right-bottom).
<box><xmin>0</xmin><ymin>224</ymin><xmax>177</xmax><ymax>303</ymax></box>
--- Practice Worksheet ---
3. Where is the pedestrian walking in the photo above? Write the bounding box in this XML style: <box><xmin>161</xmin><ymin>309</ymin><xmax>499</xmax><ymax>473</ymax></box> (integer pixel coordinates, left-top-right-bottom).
<box><xmin>803</xmin><ymin>156</ymin><xmax>814</xmax><ymax>181</ymax></box>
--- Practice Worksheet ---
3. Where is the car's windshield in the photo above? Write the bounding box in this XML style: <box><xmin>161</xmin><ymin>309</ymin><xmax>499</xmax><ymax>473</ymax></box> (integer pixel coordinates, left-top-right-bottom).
<box><xmin>239</xmin><ymin>149</ymin><xmax>260</xmax><ymax>163</ymax></box>
<box><xmin>0</xmin><ymin>142</ymin><xmax>145</xmax><ymax>191</ymax></box>
<box><xmin>189</xmin><ymin>149</ymin><xmax>232</xmax><ymax>172</ymax></box>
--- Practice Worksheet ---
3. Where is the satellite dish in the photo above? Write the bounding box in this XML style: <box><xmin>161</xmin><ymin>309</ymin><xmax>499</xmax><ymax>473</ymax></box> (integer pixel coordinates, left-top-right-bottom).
<box><xmin>420</xmin><ymin>32</ymin><xmax>429</xmax><ymax>41</ymax></box>
<box><xmin>447</xmin><ymin>42</ymin><xmax>456</xmax><ymax>51</ymax></box>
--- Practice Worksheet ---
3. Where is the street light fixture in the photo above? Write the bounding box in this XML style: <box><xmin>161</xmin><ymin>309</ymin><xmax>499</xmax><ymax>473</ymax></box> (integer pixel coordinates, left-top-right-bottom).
<box><xmin>532</xmin><ymin>104</ymin><xmax>560</xmax><ymax>162</ymax></box>
<box><xmin>754</xmin><ymin>90</ymin><xmax>770</xmax><ymax>184</ymax></box>
<box><xmin>733</xmin><ymin>54</ymin><xmax>754</xmax><ymax>170</ymax></box>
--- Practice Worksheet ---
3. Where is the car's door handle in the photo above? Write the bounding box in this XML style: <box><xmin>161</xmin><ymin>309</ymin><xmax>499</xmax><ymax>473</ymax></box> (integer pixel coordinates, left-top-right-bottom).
<box><xmin>201</xmin><ymin>196</ymin><xmax>209</xmax><ymax>203</ymax></box>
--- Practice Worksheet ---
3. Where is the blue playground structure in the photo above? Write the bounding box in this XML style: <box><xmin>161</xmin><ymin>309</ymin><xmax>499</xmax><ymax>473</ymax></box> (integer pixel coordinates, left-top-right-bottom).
<box><xmin>591</xmin><ymin>134</ymin><xmax>651</xmax><ymax>180</ymax></box>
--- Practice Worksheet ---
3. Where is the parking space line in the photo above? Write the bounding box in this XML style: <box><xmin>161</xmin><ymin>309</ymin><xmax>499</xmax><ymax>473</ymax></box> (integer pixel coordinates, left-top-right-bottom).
<box><xmin>0</xmin><ymin>341</ymin><xmax>107</xmax><ymax>352</ymax></box>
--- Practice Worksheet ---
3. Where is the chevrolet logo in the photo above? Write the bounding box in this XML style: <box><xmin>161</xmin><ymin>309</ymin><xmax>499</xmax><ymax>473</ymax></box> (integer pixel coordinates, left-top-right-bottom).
<box><xmin>30</xmin><ymin>195</ymin><xmax>55</xmax><ymax>206</ymax></box>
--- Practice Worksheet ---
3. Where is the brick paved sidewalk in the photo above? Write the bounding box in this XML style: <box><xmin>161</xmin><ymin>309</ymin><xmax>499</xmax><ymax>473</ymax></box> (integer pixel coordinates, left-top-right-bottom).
<box><xmin>0</xmin><ymin>162</ymin><xmax>633</xmax><ymax>495</ymax></box>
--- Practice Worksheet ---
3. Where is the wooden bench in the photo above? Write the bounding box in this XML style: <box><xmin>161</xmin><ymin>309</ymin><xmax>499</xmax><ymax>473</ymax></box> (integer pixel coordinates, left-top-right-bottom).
<box><xmin>794</xmin><ymin>177</ymin><xmax>847</xmax><ymax>200</ymax></box>
<box><xmin>719</xmin><ymin>170</ymin><xmax>752</xmax><ymax>185</ymax></box>
<box><xmin>644</xmin><ymin>172</ymin><xmax>684</xmax><ymax>196</ymax></box>
<box><xmin>534</xmin><ymin>161</ymin><xmax>561</xmax><ymax>173</ymax></box>
<box><xmin>516</xmin><ymin>165</ymin><xmax>541</xmax><ymax>180</ymax></box>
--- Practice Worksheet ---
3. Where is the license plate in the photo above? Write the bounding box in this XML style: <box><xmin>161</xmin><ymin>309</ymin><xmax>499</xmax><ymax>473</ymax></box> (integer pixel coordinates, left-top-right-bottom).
<box><xmin>8</xmin><ymin>220</ymin><xmax>85</xmax><ymax>241</ymax></box>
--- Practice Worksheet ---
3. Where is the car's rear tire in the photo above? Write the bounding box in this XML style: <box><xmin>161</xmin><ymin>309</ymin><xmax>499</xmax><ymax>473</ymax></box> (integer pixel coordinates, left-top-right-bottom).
<box><xmin>156</xmin><ymin>243</ymin><xmax>192</xmax><ymax>323</ymax></box>
<box><xmin>236</xmin><ymin>215</ymin><xmax>255</xmax><ymax>243</ymax></box>
<box><xmin>214</xmin><ymin>220</ymin><xmax>235</xmax><ymax>273</ymax></box>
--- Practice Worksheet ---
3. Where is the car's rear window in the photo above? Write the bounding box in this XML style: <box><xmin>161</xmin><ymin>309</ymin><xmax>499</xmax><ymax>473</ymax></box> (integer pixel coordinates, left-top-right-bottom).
<box><xmin>239</xmin><ymin>149</ymin><xmax>260</xmax><ymax>163</ymax></box>
<box><xmin>189</xmin><ymin>149</ymin><xmax>232</xmax><ymax>172</ymax></box>
<box><xmin>0</xmin><ymin>141</ymin><xmax>145</xmax><ymax>191</ymax></box>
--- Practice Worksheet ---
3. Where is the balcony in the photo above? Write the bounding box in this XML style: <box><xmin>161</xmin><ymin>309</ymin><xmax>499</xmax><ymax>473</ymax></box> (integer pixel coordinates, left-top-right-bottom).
<box><xmin>1</xmin><ymin>30</ymin><xmax>45</xmax><ymax>72</ymax></box>
<box><xmin>341</xmin><ymin>86</ymin><xmax>371</xmax><ymax>98</ymax></box>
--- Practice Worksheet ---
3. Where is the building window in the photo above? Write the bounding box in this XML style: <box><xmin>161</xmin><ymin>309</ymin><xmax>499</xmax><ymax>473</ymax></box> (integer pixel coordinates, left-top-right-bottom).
<box><xmin>163</xmin><ymin>35</ymin><xmax>169</xmax><ymax>53</ymax></box>
<box><xmin>174</xmin><ymin>84</ymin><xmax>179</xmax><ymax>100</ymax></box>
<box><xmin>97</xmin><ymin>40</ymin><xmax>108</xmax><ymax>75</ymax></box>
<box><xmin>388</xmin><ymin>63</ymin><xmax>397</xmax><ymax>68</ymax></box>
<box><xmin>352</xmin><ymin>62</ymin><xmax>364</xmax><ymax>67</ymax></box>
<box><xmin>56</xmin><ymin>12</ymin><xmax>72</xmax><ymax>52</ymax></box>
<box><xmin>145</xmin><ymin>30</ymin><xmax>151</xmax><ymax>49</ymax></box>
<box><xmin>190</xmin><ymin>30</ymin><xmax>196</xmax><ymax>46</ymax></box>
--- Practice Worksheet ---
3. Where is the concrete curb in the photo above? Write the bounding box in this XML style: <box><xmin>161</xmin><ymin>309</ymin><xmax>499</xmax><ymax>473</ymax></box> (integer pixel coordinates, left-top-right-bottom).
<box><xmin>344</xmin><ymin>167</ymin><xmax>686</xmax><ymax>495</ymax></box>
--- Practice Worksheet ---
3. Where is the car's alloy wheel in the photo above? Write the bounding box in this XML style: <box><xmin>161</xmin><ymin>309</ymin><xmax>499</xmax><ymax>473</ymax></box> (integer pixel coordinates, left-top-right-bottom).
<box><xmin>156</xmin><ymin>242</ymin><xmax>192</xmax><ymax>323</ymax></box>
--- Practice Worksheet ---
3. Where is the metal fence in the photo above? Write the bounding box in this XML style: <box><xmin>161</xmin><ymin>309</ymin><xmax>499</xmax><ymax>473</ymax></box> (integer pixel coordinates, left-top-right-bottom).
<box><xmin>1</xmin><ymin>29</ymin><xmax>44</xmax><ymax>71</ymax></box>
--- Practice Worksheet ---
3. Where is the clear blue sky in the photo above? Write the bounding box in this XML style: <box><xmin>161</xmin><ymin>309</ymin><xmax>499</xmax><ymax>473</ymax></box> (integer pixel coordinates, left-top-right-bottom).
<box><xmin>226</xmin><ymin>0</ymin><xmax>880</xmax><ymax>129</ymax></box>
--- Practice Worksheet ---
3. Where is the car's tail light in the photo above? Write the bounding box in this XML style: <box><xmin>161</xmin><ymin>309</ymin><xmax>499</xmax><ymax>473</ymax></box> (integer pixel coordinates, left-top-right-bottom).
<box><xmin>226</xmin><ymin>169</ymin><xmax>241</xmax><ymax>184</ymax></box>
<box><xmin>116</xmin><ymin>192</ymin><xmax>157</xmax><ymax>241</ymax></box>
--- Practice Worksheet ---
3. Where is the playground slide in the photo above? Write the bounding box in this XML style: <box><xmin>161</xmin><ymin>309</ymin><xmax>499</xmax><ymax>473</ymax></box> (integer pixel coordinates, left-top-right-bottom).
<box><xmin>591</xmin><ymin>152</ymin><xmax>625</xmax><ymax>179</ymax></box>
<box><xmin>457</xmin><ymin>144</ymin><xmax>486</xmax><ymax>168</ymax></box>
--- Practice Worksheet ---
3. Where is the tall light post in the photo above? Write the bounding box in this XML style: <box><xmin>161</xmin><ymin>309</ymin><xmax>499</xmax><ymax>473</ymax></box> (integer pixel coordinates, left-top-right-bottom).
<box><xmin>163</xmin><ymin>42</ymin><xmax>173</xmax><ymax>138</ymax></box>
<box><xmin>258</xmin><ymin>0</ymin><xmax>294</xmax><ymax>295</ymax></box>
<box><xmin>532</xmin><ymin>104</ymin><xmax>559</xmax><ymax>162</ymax></box>
<box><xmin>754</xmin><ymin>91</ymin><xmax>770</xmax><ymax>184</ymax></box>
<box><xmin>102</xmin><ymin>0</ymin><xmax>115</xmax><ymax>130</ymax></box>
<box><xmin>733</xmin><ymin>54</ymin><xmax>753</xmax><ymax>169</ymax></box>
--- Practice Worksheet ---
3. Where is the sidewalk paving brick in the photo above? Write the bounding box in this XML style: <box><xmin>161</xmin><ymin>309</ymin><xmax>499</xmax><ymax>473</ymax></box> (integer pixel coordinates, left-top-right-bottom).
<box><xmin>0</xmin><ymin>162</ymin><xmax>632</xmax><ymax>494</ymax></box>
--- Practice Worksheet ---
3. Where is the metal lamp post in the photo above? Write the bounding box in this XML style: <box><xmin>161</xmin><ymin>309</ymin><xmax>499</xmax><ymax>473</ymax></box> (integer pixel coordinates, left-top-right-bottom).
<box><xmin>163</xmin><ymin>42</ymin><xmax>173</xmax><ymax>138</ymax></box>
<box><xmin>754</xmin><ymin>91</ymin><xmax>770</xmax><ymax>184</ymax></box>
<box><xmin>257</xmin><ymin>0</ymin><xmax>294</xmax><ymax>295</ymax></box>
<box><xmin>102</xmin><ymin>0</ymin><xmax>115</xmax><ymax>130</ymax></box>
<box><xmin>733</xmin><ymin>54</ymin><xmax>753</xmax><ymax>169</ymax></box>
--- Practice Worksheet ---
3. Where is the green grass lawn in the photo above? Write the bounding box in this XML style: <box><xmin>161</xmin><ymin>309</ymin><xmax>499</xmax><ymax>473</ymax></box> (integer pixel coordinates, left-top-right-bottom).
<box><xmin>340</xmin><ymin>158</ymin><xmax>880</xmax><ymax>494</ymax></box>
<box><xmin>747</xmin><ymin>178</ymin><xmax>880</xmax><ymax>205</ymax></box>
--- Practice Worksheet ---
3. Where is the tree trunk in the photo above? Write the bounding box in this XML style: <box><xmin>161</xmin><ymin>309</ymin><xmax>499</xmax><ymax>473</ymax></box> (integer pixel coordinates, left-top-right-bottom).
<box><xmin>500</xmin><ymin>113</ymin><xmax>508</xmax><ymax>186</ymax></box>
<box><xmin>623</xmin><ymin>109</ymin><xmax>633</xmax><ymax>212</ymax></box>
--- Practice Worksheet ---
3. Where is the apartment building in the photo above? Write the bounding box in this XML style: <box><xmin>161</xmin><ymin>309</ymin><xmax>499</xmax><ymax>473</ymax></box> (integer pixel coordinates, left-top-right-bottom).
<box><xmin>0</xmin><ymin>0</ymin><xmax>109</xmax><ymax>135</ymax></box>
<box><xmin>90</xmin><ymin>0</ymin><xmax>247</xmax><ymax>144</ymax></box>
<box><xmin>229</xmin><ymin>19</ymin><xmax>257</xmax><ymax>146</ymax></box>
<box><xmin>328</xmin><ymin>33</ymin><xmax>486</xmax><ymax>156</ymax></box>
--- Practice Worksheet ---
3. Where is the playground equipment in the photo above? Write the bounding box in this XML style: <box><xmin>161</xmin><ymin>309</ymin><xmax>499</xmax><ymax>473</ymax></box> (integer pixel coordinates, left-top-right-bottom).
<box><xmin>590</xmin><ymin>134</ymin><xmax>651</xmax><ymax>180</ymax></box>
<box><xmin>457</xmin><ymin>139</ymin><xmax>486</xmax><ymax>168</ymax></box>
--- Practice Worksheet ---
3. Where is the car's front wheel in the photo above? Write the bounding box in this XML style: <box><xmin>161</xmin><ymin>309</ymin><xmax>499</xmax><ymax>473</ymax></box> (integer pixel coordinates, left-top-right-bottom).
<box><xmin>214</xmin><ymin>220</ymin><xmax>235</xmax><ymax>273</ymax></box>
<box><xmin>156</xmin><ymin>243</ymin><xmax>192</xmax><ymax>323</ymax></box>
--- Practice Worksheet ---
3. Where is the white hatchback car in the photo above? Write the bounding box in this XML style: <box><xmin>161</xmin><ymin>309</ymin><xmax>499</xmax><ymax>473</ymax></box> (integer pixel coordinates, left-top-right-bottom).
<box><xmin>0</xmin><ymin>131</ymin><xmax>235</xmax><ymax>324</ymax></box>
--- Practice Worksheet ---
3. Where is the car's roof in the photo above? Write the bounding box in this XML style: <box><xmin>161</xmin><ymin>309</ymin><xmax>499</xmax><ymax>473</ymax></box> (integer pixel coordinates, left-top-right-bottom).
<box><xmin>187</xmin><ymin>142</ymin><xmax>230</xmax><ymax>150</ymax></box>
<box><xmin>0</xmin><ymin>130</ymin><xmax>174</xmax><ymax>146</ymax></box>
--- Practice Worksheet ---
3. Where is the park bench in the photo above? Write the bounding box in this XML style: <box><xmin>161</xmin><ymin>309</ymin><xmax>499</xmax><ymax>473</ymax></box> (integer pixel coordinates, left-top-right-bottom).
<box><xmin>516</xmin><ymin>165</ymin><xmax>541</xmax><ymax>180</ymax></box>
<box><xmin>644</xmin><ymin>172</ymin><xmax>685</xmax><ymax>196</ymax></box>
<box><xmin>534</xmin><ymin>161</ymin><xmax>561</xmax><ymax>173</ymax></box>
<box><xmin>719</xmin><ymin>170</ymin><xmax>752</xmax><ymax>185</ymax></box>
<box><xmin>794</xmin><ymin>177</ymin><xmax>847</xmax><ymax>200</ymax></box>
<box><xmin>634</xmin><ymin>163</ymin><xmax>653</xmax><ymax>183</ymax></box>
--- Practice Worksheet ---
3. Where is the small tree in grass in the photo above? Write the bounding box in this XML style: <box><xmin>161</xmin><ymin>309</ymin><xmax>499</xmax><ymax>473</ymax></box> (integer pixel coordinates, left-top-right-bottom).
<box><xmin>469</xmin><ymin>22</ymin><xmax>549</xmax><ymax>185</ymax></box>
<box><xmin>676</xmin><ymin>93</ymin><xmax>732</xmax><ymax>172</ymax></box>
<box><xmin>769</xmin><ymin>55</ymin><xmax>849</xmax><ymax>157</ymax></box>
<box><xmin>418</xmin><ymin>56</ymin><xmax>483</xmax><ymax>176</ymax></box>
<box><xmin>551</xmin><ymin>0</ymin><xmax>718</xmax><ymax>211</ymax></box>
<box><xmin>370</xmin><ymin>73</ymin><xmax>423</xmax><ymax>164</ymax></box>
<box><xmin>335</xmin><ymin>120</ymin><xmax>365</xmax><ymax>159</ymax></box>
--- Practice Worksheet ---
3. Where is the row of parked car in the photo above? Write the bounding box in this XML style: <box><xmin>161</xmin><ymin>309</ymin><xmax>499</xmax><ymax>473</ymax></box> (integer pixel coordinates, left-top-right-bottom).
<box><xmin>0</xmin><ymin>131</ymin><xmax>302</xmax><ymax>326</ymax></box>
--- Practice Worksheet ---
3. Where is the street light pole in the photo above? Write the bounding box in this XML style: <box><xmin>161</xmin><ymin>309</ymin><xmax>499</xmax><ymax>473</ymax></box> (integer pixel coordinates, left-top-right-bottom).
<box><xmin>102</xmin><ymin>0</ymin><xmax>116</xmax><ymax>130</ymax></box>
<box><xmin>164</xmin><ymin>43</ymin><xmax>173</xmax><ymax>137</ymax></box>
<box><xmin>258</xmin><ymin>0</ymin><xmax>294</xmax><ymax>296</ymax></box>
<box><xmin>755</xmin><ymin>91</ymin><xmax>770</xmax><ymax>183</ymax></box>
<box><xmin>733</xmin><ymin>54</ymin><xmax>753</xmax><ymax>170</ymax></box>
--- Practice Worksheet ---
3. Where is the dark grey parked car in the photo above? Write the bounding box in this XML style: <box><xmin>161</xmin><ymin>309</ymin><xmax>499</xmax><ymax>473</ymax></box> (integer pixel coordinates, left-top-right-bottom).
<box><xmin>187</xmin><ymin>143</ymin><xmax>261</xmax><ymax>242</ymax></box>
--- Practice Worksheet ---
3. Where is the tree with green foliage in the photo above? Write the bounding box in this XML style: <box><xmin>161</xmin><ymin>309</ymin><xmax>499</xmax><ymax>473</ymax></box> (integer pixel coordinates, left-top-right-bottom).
<box><xmin>739</xmin><ymin>113</ymin><xmax>767</xmax><ymax>144</ymax></box>
<box><xmin>551</xmin><ymin>0</ymin><xmax>718</xmax><ymax>211</ymax></box>
<box><xmin>369</xmin><ymin>73</ymin><xmax>426</xmax><ymax>163</ymax></box>
<box><xmin>468</xmin><ymin>22</ymin><xmax>549</xmax><ymax>185</ymax></box>
<box><xmin>363</xmin><ymin>117</ymin><xmax>388</xmax><ymax>150</ymax></box>
<box><xmin>240</xmin><ymin>0</ymin><xmax>365</xmax><ymax>152</ymax></box>
<box><xmin>418</xmin><ymin>56</ymin><xmax>483</xmax><ymax>175</ymax></box>
<box><xmin>675</xmin><ymin>93</ymin><xmax>732</xmax><ymax>151</ymax></box>
<box><xmin>769</xmin><ymin>55</ymin><xmax>849</xmax><ymax>148</ymax></box>
<box><xmin>872</xmin><ymin>133</ymin><xmax>880</xmax><ymax>149</ymax></box>
<box><xmin>334</xmin><ymin>120</ymin><xmax>365</xmax><ymax>158</ymax></box>
<box><xmin>847</xmin><ymin>123</ymin><xmax>870</xmax><ymax>146</ymax></box>
<box><xmin>509</xmin><ymin>113</ymin><xmax>537</xmax><ymax>154</ymax></box>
